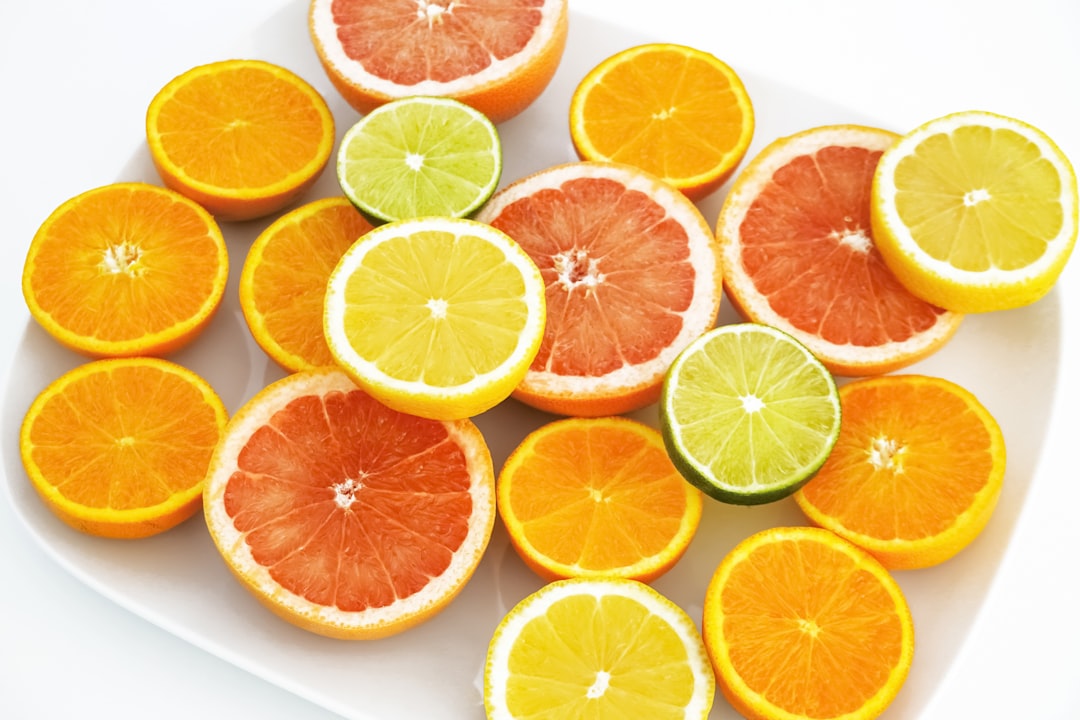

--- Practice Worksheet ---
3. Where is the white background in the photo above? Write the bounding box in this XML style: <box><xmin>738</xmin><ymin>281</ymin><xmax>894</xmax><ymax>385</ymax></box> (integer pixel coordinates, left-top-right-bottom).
<box><xmin>2</xmin><ymin>1</ymin><xmax>1077</xmax><ymax>718</ymax></box>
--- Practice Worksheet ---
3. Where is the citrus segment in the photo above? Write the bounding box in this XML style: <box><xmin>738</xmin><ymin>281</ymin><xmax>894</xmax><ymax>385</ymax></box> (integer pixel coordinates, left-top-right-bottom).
<box><xmin>474</xmin><ymin>161</ymin><xmax>723</xmax><ymax>417</ymax></box>
<box><xmin>871</xmin><ymin>110</ymin><xmax>1078</xmax><ymax>312</ymax></box>
<box><xmin>484</xmin><ymin>577</ymin><xmax>715</xmax><ymax>719</ymax></box>
<box><xmin>146</xmin><ymin>58</ymin><xmax>335</xmax><ymax>221</ymax></box>
<box><xmin>569</xmin><ymin>43</ymin><xmax>754</xmax><ymax>200</ymax></box>
<box><xmin>497</xmin><ymin>416</ymin><xmax>703</xmax><ymax>583</ymax></box>
<box><xmin>703</xmin><ymin>526</ymin><xmax>914</xmax><ymax>720</ymax></box>
<box><xmin>239</xmin><ymin>196</ymin><xmax>374</xmax><ymax>372</ymax></box>
<box><xmin>324</xmin><ymin>216</ymin><xmax>546</xmax><ymax>420</ymax></box>
<box><xmin>203</xmin><ymin>367</ymin><xmax>495</xmax><ymax>639</ymax></box>
<box><xmin>716</xmin><ymin>124</ymin><xmax>963</xmax><ymax>376</ymax></box>
<box><xmin>309</xmin><ymin>0</ymin><xmax>569</xmax><ymax>123</ymax></box>
<box><xmin>19</xmin><ymin>357</ymin><xmax>228</xmax><ymax>539</ymax></box>
<box><xmin>22</xmin><ymin>182</ymin><xmax>229</xmax><ymax>358</ymax></box>
<box><xmin>660</xmin><ymin>323</ymin><xmax>841</xmax><ymax>505</ymax></box>
<box><xmin>795</xmin><ymin>374</ymin><xmax>1006</xmax><ymax>569</ymax></box>
<box><xmin>336</xmin><ymin>96</ymin><xmax>502</xmax><ymax>222</ymax></box>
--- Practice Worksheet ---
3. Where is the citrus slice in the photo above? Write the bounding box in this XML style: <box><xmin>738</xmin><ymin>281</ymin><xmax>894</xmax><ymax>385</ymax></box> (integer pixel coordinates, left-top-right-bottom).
<box><xmin>474</xmin><ymin>161</ymin><xmax>723</xmax><ymax>417</ymax></box>
<box><xmin>871</xmin><ymin>110</ymin><xmax>1078</xmax><ymax>312</ymax></box>
<box><xmin>239</xmin><ymin>196</ymin><xmax>374</xmax><ymax>372</ymax></box>
<box><xmin>484</xmin><ymin>577</ymin><xmax>715</xmax><ymax>719</ymax></box>
<box><xmin>323</xmin><ymin>216</ymin><xmax>546</xmax><ymax>420</ymax></box>
<box><xmin>146</xmin><ymin>58</ymin><xmax>335</xmax><ymax>221</ymax></box>
<box><xmin>569</xmin><ymin>43</ymin><xmax>755</xmax><ymax>200</ymax></box>
<box><xmin>716</xmin><ymin>124</ymin><xmax>963</xmax><ymax>376</ymax></box>
<box><xmin>660</xmin><ymin>322</ymin><xmax>841</xmax><ymax>505</ymax></box>
<box><xmin>308</xmin><ymin>0</ymin><xmax>569</xmax><ymax>124</ymax></box>
<box><xmin>795</xmin><ymin>374</ymin><xmax>1006</xmax><ymax>569</ymax></box>
<box><xmin>703</xmin><ymin>526</ymin><xmax>914</xmax><ymax>720</ymax></box>
<box><xmin>22</xmin><ymin>182</ymin><xmax>229</xmax><ymax>358</ymax></box>
<box><xmin>19</xmin><ymin>357</ymin><xmax>228</xmax><ymax>539</ymax></box>
<box><xmin>203</xmin><ymin>367</ymin><xmax>495</xmax><ymax>639</ymax></box>
<box><xmin>497</xmin><ymin>416</ymin><xmax>703</xmax><ymax>583</ymax></box>
<box><xmin>337</xmin><ymin>95</ymin><xmax>502</xmax><ymax>222</ymax></box>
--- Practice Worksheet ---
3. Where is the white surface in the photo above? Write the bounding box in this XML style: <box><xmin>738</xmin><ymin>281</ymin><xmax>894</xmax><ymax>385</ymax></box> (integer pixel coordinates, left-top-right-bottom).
<box><xmin>2</xmin><ymin>1</ymin><xmax>1078</xmax><ymax>718</ymax></box>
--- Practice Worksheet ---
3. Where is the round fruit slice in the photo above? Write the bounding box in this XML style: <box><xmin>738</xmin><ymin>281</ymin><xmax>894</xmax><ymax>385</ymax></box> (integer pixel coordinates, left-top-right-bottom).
<box><xmin>324</xmin><ymin>216</ymin><xmax>546</xmax><ymax>420</ymax></box>
<box><xmin>703</xmin><ymin>526</ymin><xmax>914</xmax><ymax>720</ymax></box>
<box><xmin>337</xmin><ymin>96</ymin><xmax>502</xmax><ymax>222</ymax></box>
<box><xmin>474</xmin><ymin>161</ymin><xmax>723</xmax><ymax>417</ymax></box>
<box><xmin>203</xmin><ymin>367</ymin><xmax>496</xmax><ymax>639</ymax></box>
<box><xmin>308</xmin><ymin>0</ymin><xmax>569</xmax><ymax>124</ymax></box>
<box><xmin>716</xmin><ymin>124</ymin><xmax>963</xmax><ymax>376</ymax></box>
<box><xmin>146</xmin><ymin>58</ymin><xmax>335</xmax><ymax>221</ymax></box>
<box><xmin>795</xmin><ymin>374</ymin><xmax>1006</xmax><ymax>569</ymax></box>
<box><xmin>485</xmin><ymin>577</ymin><xmax>715</xmax><ymax>719</ymax></box>
<box><xmin>239</xmin><ymin>196</ymin><xmax>374</xmax><ymax>372</ymax></box>
<box><xmin>569</xmin><ymin>43</ymin><xmax>754</xmax><ymax>200</ymax></box>
<box><xmin>660</xmin><ymin>323</ymin><xmax>841</xmax><ymax>505</ymax></box>
<box><xmin>20</xmin><ymin>357</ymin><xmax>227</xmax><ymax>539</ymax></box>
<box><xmin>497</xmin><ymin>416</ymin><xmax>702</xmax><ymax>583</ymax></box>
<box><xmin>22</xmin><ymin>182</ymin><xmax>229</xmax><ymax>358</ymax></box>
<box><xmin>871</xmin><ymin>110</ymin><xmax>1078</xmax><ymax>312</ymax></box>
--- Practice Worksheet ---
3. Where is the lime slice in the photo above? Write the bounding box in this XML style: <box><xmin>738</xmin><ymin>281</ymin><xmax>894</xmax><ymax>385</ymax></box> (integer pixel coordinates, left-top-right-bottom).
<box><xmin>660</xmin><ymin>323</ymin><xmax>841</xmax><ymax>505</ymax></box>
<box><xmin>336</xmin><ymin>96</ymin><xmax>502</xmax><ymax>222</ymax></box>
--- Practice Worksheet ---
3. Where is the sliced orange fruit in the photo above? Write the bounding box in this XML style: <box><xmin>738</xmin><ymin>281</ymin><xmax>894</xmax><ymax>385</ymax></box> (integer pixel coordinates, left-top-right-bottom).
<box><xmin>716</xmin><ymin>124</ymin><xmax>963</xmax><ymax>376</ymax></box>
<box><xmin>203</xmin><ymin>367</ymin><xmax>496</xmax><ymax>639</ymax></box>
<box><xmin>22</xmin><ymin>182</ymin><xmax>229</xmax><ymax>358</ymax></box>
<box><xmin>308</xmin><ymin>0</ymin><xmax>568</xmax><ymax>124</ymax></box>
<box><xmin>19</xmin><ymin>357</ymin><xmax>228</xmax><ymax>539</ymax></box>
<box><xmin>497</xmin><ymin>416</ymin><xmax>703</xmax><ymax>583</ymax></box>
<box><xmin>795</xmin><ymin>374</ymin><xmax>1006</xmax><ymax>570</ymax></box>
<box><xmin>703</xmin><ymin>526</ymin><xmax>914</xmax><ymax>720</ymax></box>
<box><xmin>485</xmin><ymin>577</ymin><xmax>715</xmax><ymax>719</ymax></box>
<box><xmin>239</xmin><ymin>196</ymin><xmax>374</xmax><ymax>372</ymax></box>
<box><xmin>569</xmin><ymin>43</ymin><xmax>755</xmax><ymax>200</ymax></box>
<box><xmin>474</xmin><ymin>161</ymin><xmax>723</xmax><ymax>417</ymax></box>
<box><xmin>146</xmin><ymin>58</ymin><xmax>335</xmax><ymax>221</ymax></box>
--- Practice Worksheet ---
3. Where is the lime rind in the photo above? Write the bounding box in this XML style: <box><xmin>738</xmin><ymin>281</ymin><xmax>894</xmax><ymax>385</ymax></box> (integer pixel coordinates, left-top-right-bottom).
<box><xmin>660</xmin><ymin>323</ymin><xmax>841</xmax><ymax>505</ymax></box>
<box><xmin>337</xmin><ymin>96</ymin><xmax>502</xmax><ymax>223</ymax></box>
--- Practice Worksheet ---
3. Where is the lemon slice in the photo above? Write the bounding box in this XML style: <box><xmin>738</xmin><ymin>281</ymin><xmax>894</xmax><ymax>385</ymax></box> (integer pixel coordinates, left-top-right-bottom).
<box><xmin>871</xmin><ymin>110</ymin><xmax>1078</xmax><ymax>312</ymax></box>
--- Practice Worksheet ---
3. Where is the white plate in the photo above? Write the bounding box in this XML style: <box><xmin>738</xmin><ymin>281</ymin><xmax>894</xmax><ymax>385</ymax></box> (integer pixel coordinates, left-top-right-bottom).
<box><xmin>3</xmin><ymin>1</ymin><xmax>1079</xmax><ymax>718</ymax></box>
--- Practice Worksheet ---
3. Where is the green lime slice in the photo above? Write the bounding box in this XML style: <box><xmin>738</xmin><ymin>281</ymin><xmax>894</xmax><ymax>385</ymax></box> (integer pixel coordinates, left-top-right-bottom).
<box><xmin>337</xmin><ymin>96</ymin><xmax>502</xmax><ymax>222</ymax></box>
<box><xmin>660</xmin><ymin>323</ymin><xmax>841</xmax><ymax>505</ymax></box>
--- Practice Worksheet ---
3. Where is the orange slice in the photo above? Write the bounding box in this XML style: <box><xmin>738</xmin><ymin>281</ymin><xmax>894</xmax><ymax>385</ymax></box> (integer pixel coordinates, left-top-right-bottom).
<box><xmin>203</xmin><ymin>367</ymin><xmax>496</xmax><ymax>639</ymax></box>
<box><xmin>146</xmin><ymin>58</ymin><xmax>335</xmax><ymax>221</ymax></box>
<box><xmin>703</xmin><ymin>526</ymin><xmax>915</xmax><ymax>720</ymax></box>
<box><xmin>716</xmin><ymin>124</ymin><xmax>963</xmax><ymax>376</ymax></box>
<box><xmin>569</xmin><ymin>43</ymin><xmax>755</xmax><ymax>200</ymax></box>
<box><xmin>239</xmin><ymin>196</ymin><xmax>374</xmax><ymax>372</ymax></box>
<box><xmin>474</xmin><ymin>161</ymin><xmax>723</xmax><ymax>417</ymax></box>
<box><xmin>308</xmin><ymin>0</ymin><xmax>569</xmax><ymax>124</ymax></box>
<box><xmin>795</xmin><ymin>374</ymin><xmax>1006</xmax><ymax>569</ymax></box>
<box><xmin>22</xmin><ymin>182</ymin><xmax>229</xmax><ymax>358</ymax></box>
<box><xmin>19</xmin><ymin>357</ymin><xmax>228</xmax><ymax>539</ymax></box>
<box><xmin>497</xmin><ymin>416</ymin><xmax>703</xmax><ymax>583</ymax></box>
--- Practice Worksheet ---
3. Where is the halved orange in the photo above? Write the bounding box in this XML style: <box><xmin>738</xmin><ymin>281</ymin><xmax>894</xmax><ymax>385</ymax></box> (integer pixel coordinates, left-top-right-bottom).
<box><xmin>703</xmin><ymin>526</ymin><xmax>914</xmax><ymax>720</ymax></box>
<box><xmin>795</xmin><ymin>374</ymin><xmax>1006</xmax><ymax>569</ymax></box>
<box><xmin>308</xmin><ymin>0</ymin><xmax>569</xmax><ymax>123</ymax></box>
<box><xmin>22</xmin><ymin>182</ymin><xmax>229</xmax><ymax>358</ymax></box>
<box><xmin>474</xmin><ymin>161</ymin><xmax>723</xmax><ymax>417</ymax></box>
<box><xmin>203</xmin><ymin>367</ymin><xmax>496</xmax><ymax>639</ymax></box>
<box><xmin>569</xmin><ymin>43</ymin><xmax>755</xmax><ymax>200</ymax></box>
<box><xmin>19</xmin><ymin>357</ymin><xmax>228</xmax><ymax>539</ymax></box>
<box><xmin>146</xmin><ymin>58</ymin><xmax>335</xmax><ymax>221</ymax></box>
<box><xmin>497</xmin><ymin>416</ymin><xmax>703</xmax><ymax>583</ymax></box>
<box><xmin>716</xmin><ymin>125</ymin><xmax>963</xmax><ymax>376</ymax></box>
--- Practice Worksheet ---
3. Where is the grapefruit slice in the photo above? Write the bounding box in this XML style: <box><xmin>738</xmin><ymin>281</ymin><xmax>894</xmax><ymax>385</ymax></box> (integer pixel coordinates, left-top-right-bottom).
<box><xmin>716</xmin><ymin>124</ymin><xmax>964</xmax><ymax>376</ymax></box>
<box><xmin>474</xmin><ymin>161</ymin><xmax>723</xmax><ymax>417</ymax></box>
<box><xmin>203</xmin><ymin>367</ymin><xmax>496</xmax><ymax>639</ymax></box>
